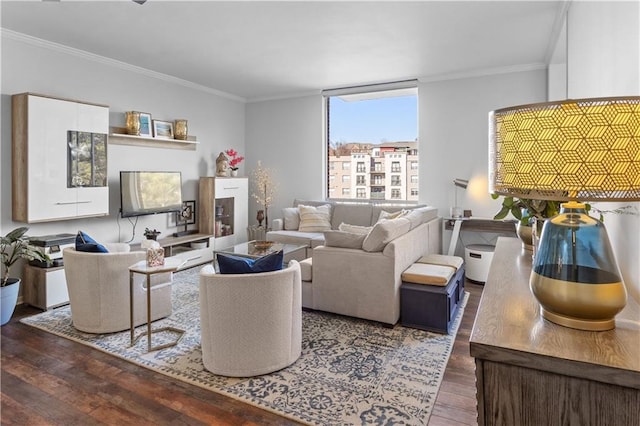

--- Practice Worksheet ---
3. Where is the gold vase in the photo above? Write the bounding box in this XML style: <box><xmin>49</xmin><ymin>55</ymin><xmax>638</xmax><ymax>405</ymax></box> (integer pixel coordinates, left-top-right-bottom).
<box><xmin>125</xmin><ymin>111</ymin><xmax>140</xmax><ymax>136</ymax></box>
<box><xmin>175</xmin><ymin>119</ymin><xmax>188</xmax><ymax>140</ymax></box>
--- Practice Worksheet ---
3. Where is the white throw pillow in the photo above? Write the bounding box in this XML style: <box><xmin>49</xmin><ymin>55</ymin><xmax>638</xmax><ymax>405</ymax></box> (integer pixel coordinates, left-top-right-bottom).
<box><xmin>298</xmin><ymin>204</ymin><xmax>332</xmax><ymax>232</ymax></box>
<box><xmin>377</xmin><ymin>209</ymin><xmax>407</xmax><ymax>223</ymax></box>
<box><xmin>362</xmin><ymin>217</ymin><xmax>412</xmax><ymax>252</ymax></box>
<box><xmin>323</xmin><ymin>230</ymin><xmax>366</xmax><ymax>249</ymax></box>
<box><xmin>338</xmin><ymin>222</ymin><xmax>372</xmax><ymax>235</ymax></box>
<box><xmin>283</xmin><ymin>207</ymin><xmax>300</xmax><ymax>230</ymax></box>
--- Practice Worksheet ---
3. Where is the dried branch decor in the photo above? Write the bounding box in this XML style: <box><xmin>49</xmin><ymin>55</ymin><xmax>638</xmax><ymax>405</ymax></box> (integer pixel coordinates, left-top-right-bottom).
<box><xmin>250</xmin><ymin>161</ymin><xmax>277</xmax><ymax>229</ymax></box>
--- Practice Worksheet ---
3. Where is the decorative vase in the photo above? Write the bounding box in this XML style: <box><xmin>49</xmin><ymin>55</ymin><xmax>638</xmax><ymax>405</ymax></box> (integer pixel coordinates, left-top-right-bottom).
<box><xmin>256</xmin><ymin>210</ymin><xmax>265</xmax><ymax>226</ymax></box>
<box><xmin>125</xmin><ymin>111</ymin><xmax>140</xmax><ymax>136</ymax></box>
<box><xmin>1</xmin><ymin>278</ymin><xmax>20</xmax><ymax>326</ymax></box>
<box><xmin>516</xmin><ymin>222</ymin><xmax>533</xmax><ymax>251</ymax></box>
<box><xmin>230</xmin><ymin>169</ymin><xmax>238</xmax><ymax>177</ymax></box>
<box><xmin>174</xmin><ymin>119</ymin><xmax>188</xmax><ymax>140</ymax></box>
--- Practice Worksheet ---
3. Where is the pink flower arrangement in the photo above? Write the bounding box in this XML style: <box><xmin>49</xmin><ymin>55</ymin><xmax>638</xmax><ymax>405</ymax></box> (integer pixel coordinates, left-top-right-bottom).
<box><xmin>225</xmin><ymin>149</ymin><xmax>244</xmax><ymax>170</ymax></box>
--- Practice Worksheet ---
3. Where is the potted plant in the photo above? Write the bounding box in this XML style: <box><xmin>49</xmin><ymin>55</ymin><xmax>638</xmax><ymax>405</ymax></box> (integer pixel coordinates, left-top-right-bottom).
<box><xmin>492</xmin><ymin>195</ymin><xmax>561</xmax><ymax>250</ymax></box>
<box><xmin>144</xmin><ymin>228</ymin><xmax>161</xmax><ymax>240</ymax></box>
<box><xmin>225</xmin><ymin>149</ymin><xmax>244</xmax><ymax>176</ymax></box>
<box><xmin>1</xmin><ymin>227</ymin><xmax>48</xmax><ymax>325</ymax></box>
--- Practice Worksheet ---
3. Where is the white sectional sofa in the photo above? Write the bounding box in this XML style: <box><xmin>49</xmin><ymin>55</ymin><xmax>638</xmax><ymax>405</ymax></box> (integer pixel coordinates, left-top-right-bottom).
<box><xmin>267</xmin><ymin>200</ymin><xmax>442</xmax><ymax>325</ymax></box>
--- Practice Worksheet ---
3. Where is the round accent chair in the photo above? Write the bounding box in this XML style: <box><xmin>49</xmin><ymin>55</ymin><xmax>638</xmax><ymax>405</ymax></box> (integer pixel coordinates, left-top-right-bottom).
<box><xmin>199</xmin><ymin>260</ymin><xmax>302</xmax><ymax>377</ymax></box>
<box><xmin>63</xmin><ymin>244</ymin><xmax>173</xmax><ymax>334</ymax></box>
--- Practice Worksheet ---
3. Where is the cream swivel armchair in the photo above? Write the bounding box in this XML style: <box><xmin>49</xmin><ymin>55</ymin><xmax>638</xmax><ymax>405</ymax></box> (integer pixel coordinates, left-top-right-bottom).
<box><xmin>63</xmin><ymin>244</ymin><xmax>173</xmax><ymax>334</ymax></box>
<box><xmin>199</xmin><ymin>261</ymin><xmax>302</xmax><ymax>377</ymax></box>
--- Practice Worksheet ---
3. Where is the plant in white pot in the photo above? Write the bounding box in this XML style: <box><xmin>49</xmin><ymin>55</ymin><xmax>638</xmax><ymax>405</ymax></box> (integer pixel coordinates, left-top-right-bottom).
<box><xmin>1</xmin><ymin>227</ymin><xmax>48</xmax><ymax>325</ymax></box>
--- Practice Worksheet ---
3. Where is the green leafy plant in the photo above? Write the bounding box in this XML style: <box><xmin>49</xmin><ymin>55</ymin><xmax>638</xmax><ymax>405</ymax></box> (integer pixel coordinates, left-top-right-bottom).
<box><xmin>492</xmin><ymin>195</ymin><xmax>599</xmax><ymax>225</ymax></box>
<box><xmin>1</xmin><ymin>227</ymin><xmax>48</xmax><ymax>286</ymax></box>
<box><xmin>492</xmin><ymin>195</ymin><xmax>562</xmax><ymax>226</ymax></box>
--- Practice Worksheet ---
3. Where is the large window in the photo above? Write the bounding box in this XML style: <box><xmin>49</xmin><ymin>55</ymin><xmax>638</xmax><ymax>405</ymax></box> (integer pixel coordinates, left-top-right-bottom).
<box><xmin>325</xmin><ymin>81</ymin><xmax>418</xmax><ymax>202</ymax></box>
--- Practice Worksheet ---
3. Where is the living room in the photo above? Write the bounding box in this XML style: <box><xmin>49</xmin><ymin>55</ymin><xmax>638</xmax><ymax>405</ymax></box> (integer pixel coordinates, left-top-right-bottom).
<box><xmin>1</xmin><ymin>1</ymin><xmax>639</xmax><ymax>425</ymax></box>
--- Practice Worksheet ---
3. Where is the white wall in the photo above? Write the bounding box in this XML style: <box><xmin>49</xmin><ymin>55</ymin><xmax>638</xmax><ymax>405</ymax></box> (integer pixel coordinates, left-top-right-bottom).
<box><xmin>1</xmin><ymin>33</ymin><xmax>245</xmax><ymax>253</ymax></box>
<box><xmin>566</xmin><ymin>0</ymin><xmax>640</xmax><ymax>303</ymax></box>
<box><xmin>244</xmin><ymin>95</ymin><xmax>324</xmax><ymax>227</ymax></box>
<box><xmin>419</xmin><ymin>70</ymin><xmax>547</xmax><ymax>217</ymax></box>
<box><xmin>243</xmin><ymin>70</ymin><xmax>546</xmax><ymax>255</ymax></box>
<box><xmin>547</xmin><ymin>15</ymin><xmax>567</xmax><ymax>101</ymax></box>
<box><xmin>419</xmin><ymin>69</ymin><xmax>546</xmax><ymax>254</ymax></box>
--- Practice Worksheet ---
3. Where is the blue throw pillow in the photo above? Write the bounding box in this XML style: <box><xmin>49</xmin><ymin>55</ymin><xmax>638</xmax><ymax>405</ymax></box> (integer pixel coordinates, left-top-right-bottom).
<box><xmin>75</xmin><ymin>231</ymin><xmax>109</xmax><ymax>253</ymax></box>
<box><xmin>217</xmin><ymin>250</ymin><xmax>283</xmax><ymax>274</ymax></box>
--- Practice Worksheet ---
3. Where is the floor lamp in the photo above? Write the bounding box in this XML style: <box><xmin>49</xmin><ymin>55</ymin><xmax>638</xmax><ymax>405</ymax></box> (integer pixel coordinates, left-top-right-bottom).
<box><xmin>451</xmin><ymin>178</ymin><xmax>469</xmax><ymax>219</ymax></box>
<box><xmin>489</xmin><ymin>96</ymin><xmax>640</xmax><ymax>331</ymax></box>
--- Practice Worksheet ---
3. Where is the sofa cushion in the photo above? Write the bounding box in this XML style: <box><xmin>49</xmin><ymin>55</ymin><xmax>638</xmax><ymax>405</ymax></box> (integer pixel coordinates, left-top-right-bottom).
<box><xmin>417</xmin><ymin>254</ymin><xmax>464</xmax><ymax>271</ymax></box>
<box><xmin>338</xmin><ymin>222</ymin><xmax>372</xmax><ymax>235</ymax></box>
<box><xmin>323</xmin><ymin>230</ymin><xmax>366</xmax><ymax>249</ymax></box>
<box><xmin>283</xmin><ymin>207</ymin><xmax>300</xmax><ymax>230</ymax></box>
<box><xmin>376</xmin><ymin>209</ymin><xmax>407</xmax><ymax>223</ymax></box>
<box><xmin>298</xmin><ymin>204</ymin><xmax>332</xmax><ymax>232</ymax></box>
<box><xmin>75</xmin><ymin>231</ymin><xmax>109</xmax><ymax>253</ymax></box>
<box><xmin>370</xmin><ymin>206</ymin><xmax>404</xmax><ymax>225</ymax></box>
<box><xmin>413</xmin><ymin>206</ymin><xmax>438</xmax><ymax>223</ymax></box>
<box><xmin>362</xmin><ymin>217</ymin><xmax>412</xmax><ymax>252</ymax></box>
<box><xmin>294</xmin><ymin>199</ymin><xmax>335</xmax><ymax>209</ymax></box>
<box><xmin>331</xmin><ymin>203</ymin><xmax>374</xmax><ymax>229</ymax></box>
<box><xmin>403</xmin><ymin>209</ymin><xmax>424</xmax><ymax>229</ymax></box>
<box><xmin>401</xmin><ymin>263</ymin><xmax>454</xmax><ymax>286</ymax></box>
<box><xmin>267</xmin><ymin>230</ymin><xmax>325</xmax><ymax>248</ymax></box>
<box><xmin>217</xmin><ymin>251</ymin><xmax>283</xmax><ymax>274</ymax></box>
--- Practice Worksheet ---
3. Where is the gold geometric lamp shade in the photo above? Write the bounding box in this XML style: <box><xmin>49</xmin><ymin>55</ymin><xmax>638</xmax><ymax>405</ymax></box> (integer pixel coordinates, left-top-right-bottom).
<box><xmin>489</xmin><ymin>96</ymin><xmax>640</xmax><ymax>331</ymax></box>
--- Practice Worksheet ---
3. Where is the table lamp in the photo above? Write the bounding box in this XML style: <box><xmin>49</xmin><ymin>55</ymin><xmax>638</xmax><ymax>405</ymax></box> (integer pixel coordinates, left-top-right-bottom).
<box><xmin>489</xmin><ymin>96</ymin><xmax>640</xmax><ymax>331</ymax></box>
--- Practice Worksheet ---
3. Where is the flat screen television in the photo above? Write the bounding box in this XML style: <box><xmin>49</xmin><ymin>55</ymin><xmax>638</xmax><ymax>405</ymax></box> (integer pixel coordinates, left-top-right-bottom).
<box><xmin>119</xmin><ymin>171</ymin><xmax>183</xmax><ymax>218</ymax></box>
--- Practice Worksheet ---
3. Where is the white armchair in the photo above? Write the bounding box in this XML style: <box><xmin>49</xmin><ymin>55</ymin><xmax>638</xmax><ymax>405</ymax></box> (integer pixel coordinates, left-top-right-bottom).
<box><xmin>63</xmin><ymin>244</ymin><xmax>172</xmax><ymax>334</ymax></box>
<box><xmin>199</xmin><ymin>261</ymin><xmax>302</xmax><ymax>377</ymax></box>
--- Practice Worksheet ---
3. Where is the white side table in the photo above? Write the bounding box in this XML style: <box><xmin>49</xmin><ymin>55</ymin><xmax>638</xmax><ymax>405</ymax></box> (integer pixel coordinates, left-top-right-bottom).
<box><xmin>128</xmin><ymin>257</ymin><xmax>185</xmax><ymax>352</ymax></box>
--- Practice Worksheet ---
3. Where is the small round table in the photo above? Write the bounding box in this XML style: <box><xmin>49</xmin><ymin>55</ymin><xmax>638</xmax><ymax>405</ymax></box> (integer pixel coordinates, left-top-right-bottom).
<box><xmin>128</xmin><ymin>257</ymin><xmax>185</xmax><ymax>352</ymax></box>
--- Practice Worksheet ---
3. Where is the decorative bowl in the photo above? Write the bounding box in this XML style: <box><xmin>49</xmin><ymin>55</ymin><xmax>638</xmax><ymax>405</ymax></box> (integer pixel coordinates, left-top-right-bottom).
<box><xmin>253</xmin><ymin>240</ymin><xmax>275</xmax><ymax>250</ymax></box>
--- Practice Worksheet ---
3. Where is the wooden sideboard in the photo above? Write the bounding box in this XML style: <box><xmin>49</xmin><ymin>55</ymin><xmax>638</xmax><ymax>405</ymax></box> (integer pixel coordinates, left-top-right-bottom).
<box><xmin>470</xmin><ymin>237</ymin><xmax>640</xmax><ymax>426</ymax></box>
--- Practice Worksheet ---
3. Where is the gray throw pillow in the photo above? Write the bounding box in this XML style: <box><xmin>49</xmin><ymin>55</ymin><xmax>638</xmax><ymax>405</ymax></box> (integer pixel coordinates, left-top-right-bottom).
<box><xmin>323</xmin><ymin>230</ymin><xmax>366</xmax><ymax>249</ymax></box>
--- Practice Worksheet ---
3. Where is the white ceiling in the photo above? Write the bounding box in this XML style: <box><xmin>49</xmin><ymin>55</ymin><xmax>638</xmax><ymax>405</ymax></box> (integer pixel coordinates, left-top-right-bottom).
<box><xmin>1</xmin><ymin>0</ymin><xmax>565</xmax><ymax>102</ymax></box>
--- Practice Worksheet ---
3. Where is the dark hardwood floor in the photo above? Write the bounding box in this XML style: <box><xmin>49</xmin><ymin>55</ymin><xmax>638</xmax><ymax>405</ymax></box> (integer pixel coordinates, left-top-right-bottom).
<box><xmin>1</xmin><ymin>281</ymin><xmax>482</xmax><ymax>425</ymax></box>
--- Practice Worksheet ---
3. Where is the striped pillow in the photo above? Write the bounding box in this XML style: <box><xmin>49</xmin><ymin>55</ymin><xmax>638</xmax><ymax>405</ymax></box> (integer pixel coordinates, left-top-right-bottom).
<box><xmin>298</xmin><ymin>204</ymin><xmax>332</xmax><ymax>232</ymax></box>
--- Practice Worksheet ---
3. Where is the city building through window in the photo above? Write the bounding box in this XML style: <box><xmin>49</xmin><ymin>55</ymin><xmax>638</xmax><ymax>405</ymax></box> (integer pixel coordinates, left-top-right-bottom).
<box><xmin>324</xmin><ymin>81</ymin><xmax>418</xmax><ymax>202</ymax></box>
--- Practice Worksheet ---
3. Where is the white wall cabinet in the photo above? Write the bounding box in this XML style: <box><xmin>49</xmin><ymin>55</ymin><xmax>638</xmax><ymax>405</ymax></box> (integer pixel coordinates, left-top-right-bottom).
<box><xmin>199</xmin><ymin>177</ymin><xmax>248</xmax><ymax>249</ymax></box>
<box><xmin>12</xmin><ymin>93</ymin><xmax>109</xmax><ymax>223</ymax></box>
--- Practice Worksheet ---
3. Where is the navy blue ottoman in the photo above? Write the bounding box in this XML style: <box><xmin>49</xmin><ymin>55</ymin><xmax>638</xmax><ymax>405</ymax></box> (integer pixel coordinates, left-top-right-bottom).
<box><xmin>400</xmin><ymin>255</ymin><xmax>465</xmax><ymax>334</ymax></box>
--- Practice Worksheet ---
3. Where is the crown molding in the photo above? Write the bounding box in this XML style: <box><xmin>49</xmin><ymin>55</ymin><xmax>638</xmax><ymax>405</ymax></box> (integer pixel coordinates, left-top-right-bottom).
<box><xmin>246</xmin><ymin>89</ymin><xmax>323</xmax><ymax>104</ymax></box>
<box><xmin>1</xmin><ymin>29</ymin><xmax>246</xmax><ymax>103</ymax></box>
<box><xmin>418</xmin><ymin>63</ymin><xmax>547</xmax><ymax>84</ymax></box>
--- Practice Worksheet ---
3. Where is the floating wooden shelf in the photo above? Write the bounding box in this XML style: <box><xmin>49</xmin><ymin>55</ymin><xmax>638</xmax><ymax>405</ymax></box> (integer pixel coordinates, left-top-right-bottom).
<box><xmin>108</xmin><ymin>126</ymin><xmax>198</xmax><ymax>150</ymax></box>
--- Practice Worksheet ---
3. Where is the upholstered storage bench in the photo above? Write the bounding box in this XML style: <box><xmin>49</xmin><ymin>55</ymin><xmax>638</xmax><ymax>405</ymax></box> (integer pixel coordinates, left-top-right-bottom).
<box><xmin>400</xmin><ymin>254</ymin><xmax>465</xmax><ymax>334</ymax></box>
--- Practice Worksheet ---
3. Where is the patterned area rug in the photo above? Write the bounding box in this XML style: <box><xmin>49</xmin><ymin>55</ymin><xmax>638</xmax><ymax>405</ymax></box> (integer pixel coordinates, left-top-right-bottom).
<box><xmin>21</xmin><ymin>266</ymin><xmax>468</xmax><ymax>425</ymax></box>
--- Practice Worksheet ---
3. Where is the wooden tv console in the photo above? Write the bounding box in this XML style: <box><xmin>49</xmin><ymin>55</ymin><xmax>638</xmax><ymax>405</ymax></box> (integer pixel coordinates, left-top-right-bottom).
<box><xmin>470</xmin><ymin>237</ymin><xmax>640</xmax><ymax>426</ymax></box>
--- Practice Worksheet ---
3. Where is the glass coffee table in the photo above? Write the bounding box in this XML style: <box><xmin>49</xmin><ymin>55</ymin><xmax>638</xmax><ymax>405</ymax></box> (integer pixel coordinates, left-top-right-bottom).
<box><xmin>215</xmin><ymin>240</ymin><xmax>307</xmax><ymax>264</ymax></box>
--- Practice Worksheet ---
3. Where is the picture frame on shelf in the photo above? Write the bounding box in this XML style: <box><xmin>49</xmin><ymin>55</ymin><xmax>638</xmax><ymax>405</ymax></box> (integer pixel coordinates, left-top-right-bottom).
<box><xmin>138</xmin><ymin>112</ymin><xmax>152</xmax><ymax>137</ymax></box>
<box><xmin>176</xmin><ymin>200</ymin><xmax>196</xmax><ymax>227</ymax></box>
<box><xmin>153</xmin><ymin>120</ymin><xmax>174</xmax><ymax>139</ymax></box>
